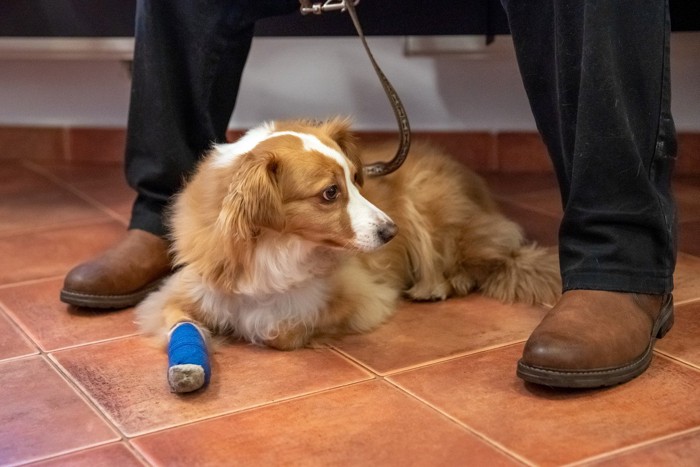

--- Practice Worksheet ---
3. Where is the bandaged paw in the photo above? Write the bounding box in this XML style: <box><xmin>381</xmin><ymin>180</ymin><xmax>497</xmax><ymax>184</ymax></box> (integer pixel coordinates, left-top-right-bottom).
<box><xmin>167</xmin><ymin>322</ymin><xmax>210</xmax><ymax>393</ymax></box>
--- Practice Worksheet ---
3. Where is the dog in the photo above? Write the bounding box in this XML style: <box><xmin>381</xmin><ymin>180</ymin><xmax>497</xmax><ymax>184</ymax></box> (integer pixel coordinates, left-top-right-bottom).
<box><xmin>137</xmin><ymin>118</ymin><xmax>561</xmax><ymax>355</ymax></box>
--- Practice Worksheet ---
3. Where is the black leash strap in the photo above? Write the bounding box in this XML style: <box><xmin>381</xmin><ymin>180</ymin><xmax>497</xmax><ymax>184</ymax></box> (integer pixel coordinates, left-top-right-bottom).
<box><xmin>300</xmin><ymin>0</ymin><xmax>411</xmax><ymax>177</ymax></box>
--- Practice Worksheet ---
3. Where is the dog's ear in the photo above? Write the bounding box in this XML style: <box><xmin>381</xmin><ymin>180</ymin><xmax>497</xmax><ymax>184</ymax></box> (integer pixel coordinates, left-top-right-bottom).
<box><xmin>320</xmin><ymin>117</ymin><xmax>364</xmax><ymax>185</ymax></box>
<box><xmin>320</xmin><ymin>117</ymin><xmax>358</xmax><ymax>157</ymax></box>
<box><xmin>218</xmin><ymin>152</ymin><xmax>283</xmax><ymax>241</ymax></box>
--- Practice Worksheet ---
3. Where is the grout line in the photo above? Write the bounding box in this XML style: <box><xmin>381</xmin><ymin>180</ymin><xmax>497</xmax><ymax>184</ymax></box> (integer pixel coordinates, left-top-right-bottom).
<box><xmin>18</xmin><ymin>441</ymin><xmax>152</xmax><ymax>467</ymax></box>
<box><xmin>674</xmin><ymin>296</ymin><xmax>700</xmax><ymax>307</ymax></box>
<box><xmin>39</xmin><ymin>336</ymin><xmax>144</xmax><ymax>446</ymax></box>
<box><xmin>568</xmin><ymin>425</ymin><xmax>700</xmax><ymax>466</ymax></box>
<box><xmin>326</xmin><ymin>344</ymin><xmax>382</xmax><ymax>375</ymax></box>
<box><xmin>383</xmin><ymin>376</ymin><xmax>536</xmax><ymax>466</ymax></box>
<box><xmin>45</xmin><ymin>350</ymin><xmax>135</xmax><ymax>441</ymax></box>
<box><xmin>494</xmin><ymin>193</ymin><xmax>563</xmax><ymax>218</ymax></box>
<box><xmin>123</xmin><ymin>440</ymin><xmax>154</xmax><ymax>467</ymax></box>
<box><xmin>654</xmin><ymin>350</ymin><xmax>700</xmax><ymax>372</ymax></box>
<box><xmin>126</xmin><ymin>377</ymin><xmax>378</xmax><ymax>440</ymax></box>
<box><xmin>42</xmin><ymin>340</ymin><xmax>379</xmax><ymax>440</ymax></box>
<box><xmin>0</xmin><ymin>350</ymin><xmax>40</xmax><ymax>365</ymax></box>
<box><xmin>0</xmin><ymin>274</ymin><xmax>66</xmax><ymax>290</ymax></box>
<box><xmin>330</xmin><ymin>340</ymin><xmax>527</xmax><ymax>379</ymax></box>
<box><xmin>0</xmin><ymin>300</ymin><xmax>40</xmax><ymax>357</ymax></box>
<box><xmin>1</xmin><ymin>321</ymin><xmax>130</xmax><ymax>447</ymax></box>
<box><xmin>22</xmin><ymin>159</ymin><xmax>130</xmax><ymax>226</ymax></box>
<box><xmin>7</xmin><ymin>353</ymin><xmax>127</xmax><ymax>465</ymax></box>
<box><xmin>324</xmin><ymin>345</ymin><xmax>379</xmax><ymax>378</ymax></box>
<box><xmin>41</xmin><ymin>331</ymin><xmax>143</xmax><ymax>354</ymax></box>
<box><xmin>0</xmin><ymin>217</ymin><xmax>121</xmax><ymax>240</ymax></box>
<box><xmin>16</xmin><ymin>440</ymin><xmax>128</xmax><ymax>467</ymax></box>
<box><xmin>2</xmin><ymin>288</ymin><xmax>139</xmax><ymax>366</ymax></box>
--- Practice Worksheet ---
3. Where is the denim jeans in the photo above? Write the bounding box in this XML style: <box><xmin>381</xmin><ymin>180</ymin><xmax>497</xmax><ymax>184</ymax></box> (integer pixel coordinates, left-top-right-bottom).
<box><xmin>126</xmin><ymin>0</ymin><xmax>298</xmax><ymax>237</ymax></box>
<box><xmin>500</xmin><ymin>0</ymin><xmax>677</xmax><ymax>294</ymax></box>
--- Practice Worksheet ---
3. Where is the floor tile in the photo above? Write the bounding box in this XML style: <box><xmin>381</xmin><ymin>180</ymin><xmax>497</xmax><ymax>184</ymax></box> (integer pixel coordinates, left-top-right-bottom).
<box><xmin>587</xmin><ymin>429</ymin><xmax>700</xmax><ymax>466</ymax></box>
<box><xmin>0</xmin><ymin>161</ymin><xmax>48</xmax><ymax>197</ymax></box>
<box><xmin>655</xmin><ymin>300</ymin><xmax>700</xmax><ymax>369</ymax></box>
<box><xmin>132</xmin><ymin>380</ymin><xmax>518</xmax><ymax>466</ymax></box>
<box><xmin>389</xmin><ymin>345</ymin><xmax>700</xmax><ymax>466</ymax></box>
<box><xmin>0</xmin><ymin>163</ymin><xmax>110</xmax><ymax>237</ymax></box>
<box><xmin>679</xmin><ymin>220</ymin><xmax>700</xmax><ymax>258</ymax></box>
<box><xmin>0</xmin><ymin>278</ymin><xmax>138</xmax><ymax>351</ymax></box>
<box><xmin>330</xmin><ymin>295</ymin><xmax>547</xmax><ymax>375</ymax></box>
<box><xmin>25</xmin><ymin>161</ymin><xmax>125</xmax><ymax>187</ymax></box>
<box><xmin>1</xmin><ymin>141</ymin><xmax>698</xmax><ymax>466</ymax></box>
<box><xmin>0</xmin><ymin>127</ymin><xmax>65</xmax><ymax>161</ymax></box>
<box><xmin>677</xmin><ymin>133</ymin><xmax>700</xmax><ymax>174</ymax></box>
<box><xmin>673</xmin><ymin>253</ymin><xmax>700</xmax><ymax>304</ymax></box>
<box><xmin>52</xmin><ymin>336</ymin><xmax>372</xmax><ymax>436</ymax></box>
<box><xmin>675</xmin><ymin>181</ymin><xmax>700</xmax><ymax>223</ymax></box>
<box><xmin>68</xmin><ymin>128</ymin><xmax>126</xmax><ymax>164</ymax></box>
<box><xmin>0</xmin><ymin>220</ymin><xmax>126</xmax><ymax>286</ymax></box>
<box><xmin>496</xmin><ymin>132</ymin><xmax>552</xmax><ymax>172</ymax></box>
<box><xmin>424</xmin><ymin>132</ymin><xmax>498</xmax><ymax>171</ymax></box>
<box><xmin>482</xmin><ymin>171</ymin><xmax>559</xmax><ymax>196</ymax></box>
<box><xmin>25</xmin><ymin>161</ymin><xmax>134</xmax><ymax>220</ymax></box>
<box><xmin>27</xmin><ymin>443</ymin><xmax>145</xmax><ymax>467</ymax></box>
<box><xmin>70</xmin><ymin>181</ymin><xmax>134</xmax><ymax>221</ymax></box>
<box><xmin>0</xmin><ymin>308</ymin><xmax>37</xmax><ymax>360</ymax></box>
<box><xmin>0</xmin><ymin>356</ymin><xmax>118</xmax><ymax>466</ymax></box>
<box><xmin>488</xmin><ymin>175</ymin><xmax>698</xmax><ymax>222</ymax></box>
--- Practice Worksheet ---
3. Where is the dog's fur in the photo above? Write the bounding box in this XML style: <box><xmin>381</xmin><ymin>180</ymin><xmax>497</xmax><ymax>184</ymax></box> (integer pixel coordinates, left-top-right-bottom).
<box><xmin>137</xmin><ymin>118</ymin><xmax>561</xmax><ymax>350</ymax></box>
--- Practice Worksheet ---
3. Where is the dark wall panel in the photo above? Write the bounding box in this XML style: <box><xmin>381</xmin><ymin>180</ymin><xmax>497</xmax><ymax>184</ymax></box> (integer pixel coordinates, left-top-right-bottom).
<box><xmin>0</xmin><ymin>0</ymin><xmax>696</xmax><ymax>38</ymax></box>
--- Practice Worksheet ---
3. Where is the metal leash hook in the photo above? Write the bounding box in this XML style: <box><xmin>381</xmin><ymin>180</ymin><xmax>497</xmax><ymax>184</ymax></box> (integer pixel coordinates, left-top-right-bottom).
<box><xmin>299</xmin><ymin>0</ymin><xmax>411</xmax><ymax>177</ymax></box>
<box><xmin>300</xmin><ymin>0</ymin><xmax>359</xmax><ymax>15</ymax></box>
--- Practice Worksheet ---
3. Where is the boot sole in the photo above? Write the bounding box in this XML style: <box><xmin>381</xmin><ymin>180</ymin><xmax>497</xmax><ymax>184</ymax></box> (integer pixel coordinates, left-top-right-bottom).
<box><xmin>516</xmin><ymin>294</ymin><xmax>674</xmax><ymax>389</ymax></box>
<box><xmin>60</xmin><ymin>277</ymin><xmax>167</xmax><ymax>309</ymax></box>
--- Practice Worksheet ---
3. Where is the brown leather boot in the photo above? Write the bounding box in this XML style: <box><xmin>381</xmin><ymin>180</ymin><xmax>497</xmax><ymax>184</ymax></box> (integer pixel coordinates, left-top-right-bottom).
<box><xmin>517</xmin><ymin>290</ymin><xmax>674</xmax><ymax>388</ymax></box>
<box><xmin>60</xmin><ymin>229</ymin><xmax>172</xmax><ymax>309</ymax></box>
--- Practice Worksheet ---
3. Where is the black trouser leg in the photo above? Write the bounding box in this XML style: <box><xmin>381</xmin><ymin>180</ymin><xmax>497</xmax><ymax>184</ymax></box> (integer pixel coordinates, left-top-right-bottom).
<box><xmin>126</xmin><ymin>0</ymin><xmax>298</xmax><ymax>237</ymax></box>
<box><xmin>500</xmin><ymin>0</ymin><xmax>677</xmax><ymax>293</ymax></box>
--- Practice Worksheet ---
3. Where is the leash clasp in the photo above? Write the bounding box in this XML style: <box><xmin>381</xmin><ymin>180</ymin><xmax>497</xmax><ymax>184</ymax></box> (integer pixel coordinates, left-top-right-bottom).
<box><xmin>299</xmin><ymin>0</ymin><xmax>411</xmax><ymax>177</ymax></box>
<box><xmin>300</xmin><ymin>0</ymin><xmax>360</xmax><ymax>15</ymax></box>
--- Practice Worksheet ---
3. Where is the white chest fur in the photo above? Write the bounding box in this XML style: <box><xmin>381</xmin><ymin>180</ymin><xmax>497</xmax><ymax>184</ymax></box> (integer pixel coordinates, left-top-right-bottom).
<box><xmin>187</xmin><ymin>233</ymin><xmax>339</xmax><ymax>344</ymax></box>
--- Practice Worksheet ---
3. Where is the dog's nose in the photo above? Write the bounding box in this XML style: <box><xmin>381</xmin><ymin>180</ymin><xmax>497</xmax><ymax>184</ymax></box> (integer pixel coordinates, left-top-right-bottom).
<box><xmin>377</xmin><ymin>222</ymin><xmax>398</xmax><ymax>244</ymax></box>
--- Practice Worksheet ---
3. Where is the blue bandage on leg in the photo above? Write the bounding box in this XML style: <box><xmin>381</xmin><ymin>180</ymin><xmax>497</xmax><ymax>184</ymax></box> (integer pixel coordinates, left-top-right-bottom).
<box><xmin>167</xmin><ymin>322</ymin><xmax>211</xmax><ymax>393</ymax></box>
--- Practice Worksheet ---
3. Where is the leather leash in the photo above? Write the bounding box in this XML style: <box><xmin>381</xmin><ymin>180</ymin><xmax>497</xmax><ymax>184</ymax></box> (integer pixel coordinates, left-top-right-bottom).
<box><xmin>300</xmin><ymin>0</ymin><xmax>411</xmax><ymax>177</ymax></box>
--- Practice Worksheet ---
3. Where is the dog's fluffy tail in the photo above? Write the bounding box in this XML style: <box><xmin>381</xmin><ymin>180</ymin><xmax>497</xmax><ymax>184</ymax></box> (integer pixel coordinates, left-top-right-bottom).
<box><xmin>479</xmin><ymin>243</ymin><xmax>561</xmax><ymax>306</ymax></box>
<box><xmin>448</xmin><ymin>213</ymin><xmax>561</xmax><ymax>306</ymax></box>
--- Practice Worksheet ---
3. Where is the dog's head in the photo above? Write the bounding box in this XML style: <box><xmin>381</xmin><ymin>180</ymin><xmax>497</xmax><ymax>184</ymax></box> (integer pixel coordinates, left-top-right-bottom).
<box><xmin>184</xmin><ymin>118</ymin><xmax>397</xmax><ymax>255</ymax></box>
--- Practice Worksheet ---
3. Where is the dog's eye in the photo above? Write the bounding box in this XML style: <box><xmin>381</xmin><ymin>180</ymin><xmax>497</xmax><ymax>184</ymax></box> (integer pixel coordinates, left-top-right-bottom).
<box><xmin>322</xmin><ymin>185</ymin><xmax>340</xmax><ymax>201</ymax></box>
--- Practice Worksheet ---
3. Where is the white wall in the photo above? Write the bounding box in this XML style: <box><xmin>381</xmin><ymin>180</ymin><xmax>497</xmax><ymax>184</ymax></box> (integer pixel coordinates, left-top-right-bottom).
<box><xmin>0</xmin><ymin>33</ymin><xmax>698</xmax><ymax>131</ymax></box>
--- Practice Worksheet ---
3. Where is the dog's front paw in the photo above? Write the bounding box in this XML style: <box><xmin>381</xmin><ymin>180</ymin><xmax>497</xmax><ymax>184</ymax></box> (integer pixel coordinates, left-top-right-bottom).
<box><xmin>169</xmin><ymin>364</ymin><xmax>206</xmax><ymax>393</ymax></box>
<box><xmin>264</xmin><ymin>327</ymin><xmax>310</xmax><ymax>351</ymax></box>
<box><xmin>167</xmin><ymin>322</ymin><xmax>210</xmax><ymax>393</ymax></box>
<box><xmin>405</xmin><ymin>281</ymin><xmax>451</xmax><ymax>302</ymax></box>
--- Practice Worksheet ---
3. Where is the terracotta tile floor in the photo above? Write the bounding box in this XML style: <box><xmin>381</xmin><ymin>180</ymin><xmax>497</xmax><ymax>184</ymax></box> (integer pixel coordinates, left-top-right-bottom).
<box><xmin>2</xmin><ymin>159</ymin><xmax>700</xmax><ymax>467</ymax></box>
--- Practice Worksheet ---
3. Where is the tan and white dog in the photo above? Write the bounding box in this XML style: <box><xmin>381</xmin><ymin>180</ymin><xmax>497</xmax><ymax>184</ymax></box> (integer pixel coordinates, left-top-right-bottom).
<box><xmin>137</xmin><ymin>118</ymin><xmax>560</xmax><ymax>356</ymax></box>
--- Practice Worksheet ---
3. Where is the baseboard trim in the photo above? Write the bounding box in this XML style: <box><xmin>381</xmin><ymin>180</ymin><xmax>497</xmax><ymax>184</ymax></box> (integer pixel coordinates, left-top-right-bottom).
<box><xmin>1</xmin><ymin>126</ymin><xmax>698</xmax><ymax>174</ymax></box>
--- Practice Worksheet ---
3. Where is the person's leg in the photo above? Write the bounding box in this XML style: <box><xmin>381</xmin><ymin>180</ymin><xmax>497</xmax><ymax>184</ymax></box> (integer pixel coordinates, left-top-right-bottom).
<box><xmin>500</xmin><ymin>0</ymin><xmax>677</xmax><ymax>387</ymax></box>
<box><xmin>61</xmin><ymin>0</ymin><xmax>299</xmax><ymax>309</ymax></box>
<box><xmin>127</xmin><ymin>0</ymin><xmax>297</xmax><ymax>236</ymax></box>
